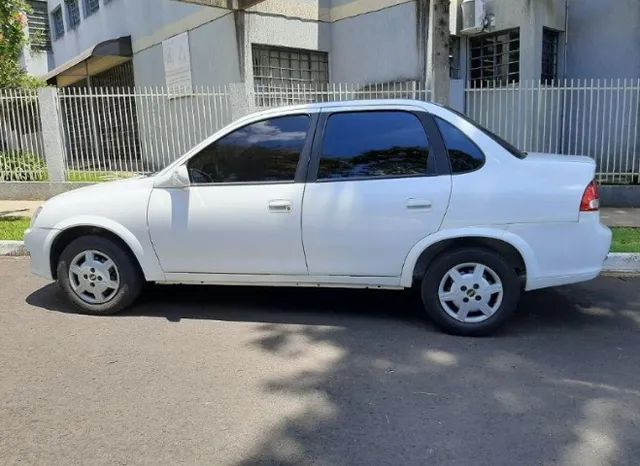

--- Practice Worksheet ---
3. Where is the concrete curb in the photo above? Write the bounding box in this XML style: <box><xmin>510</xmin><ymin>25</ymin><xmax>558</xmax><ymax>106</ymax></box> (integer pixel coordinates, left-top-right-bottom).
<box><xmin>2</xmin><ymin>241</ymin><xmax>640</xmax><ymax>274</ymax></box>
<box><xmin>0</xmin><ymin>241</ymin><xmax>28</xmax><ymax>257</ymax></box>
<box><xmin>602</xmin><ymin>253</ymin><xmax>640</xmax><ymax>273</ymax></box>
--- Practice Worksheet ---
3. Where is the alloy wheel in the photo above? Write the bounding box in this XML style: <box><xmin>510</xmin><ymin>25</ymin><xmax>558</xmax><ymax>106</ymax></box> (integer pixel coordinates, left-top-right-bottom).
<box><xmin>68</xmin><ymin>250</ymin><xmax>120</xmax><ymax>305</ymax></box>
<box><xmin>437</xmin><ymin>262</ymin><xmax>504</xmax><ymax>323</ymax></box>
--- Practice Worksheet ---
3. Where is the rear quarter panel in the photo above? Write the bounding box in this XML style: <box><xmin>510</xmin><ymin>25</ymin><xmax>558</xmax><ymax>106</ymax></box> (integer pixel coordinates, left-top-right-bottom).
<box><xmin>426</xmin><ymin>105</ymin><xmax>596</xmax><ymax>227</ymax></box>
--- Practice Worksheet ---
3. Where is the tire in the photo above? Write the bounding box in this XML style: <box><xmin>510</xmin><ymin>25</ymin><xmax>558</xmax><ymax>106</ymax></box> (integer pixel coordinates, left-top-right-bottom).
<box><xmin>56</xmin><ymin>235</ymin><xmax>143</xmax><ymax>315</ymax></box>
<box><xmin>421</xmin><ymin>247</ymin><xmax>521</xmax><ymax>336</ymax></box>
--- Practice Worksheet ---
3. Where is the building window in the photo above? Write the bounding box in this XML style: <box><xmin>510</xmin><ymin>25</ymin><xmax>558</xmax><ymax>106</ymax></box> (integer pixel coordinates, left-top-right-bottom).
<box><xmin>469</xmin><ymin>28</ymin><xmax>520</xmax><ymax>86</ymax></box>
<box><xmin>83</xmin><ymin>0</ymin><xmax>99</xmax><ymax>16</ymax></box>
<box><xmin>27</xmin><ymin>1</ymin><xmax>51</xmax><ymax>50</ymax></box>
<box><xmin>51</xmin><ymin>6</ymin><xmax>64</xmax><ymax>39</ymax></box>
<box><xmin>252</xmin><ymin>44</ymin><xmax>329</xmax><ymax>93</ymax></box>
<box><xmin>449</xmin><ymin>36</ymin><xmax>461</xmax><ymax>79</ymax></box>
<box><xmin>65</xmin><ymin>0</ymin><xmax>81</xmax><ymax>29</ymax></box>
<box><xmin>542</xmin><ymin>27</ymin><xmax>560</xmax><ymax>83</ymax></box>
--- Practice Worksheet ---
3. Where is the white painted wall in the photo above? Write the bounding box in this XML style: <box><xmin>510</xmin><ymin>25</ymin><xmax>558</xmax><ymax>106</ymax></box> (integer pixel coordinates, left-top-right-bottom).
<box><xmin>330</xmin><ymin>1</ymin><xmax>422</xmax><ymax>84</ymax></box>
<box><xmin>565</xmin><ymin>0</ymin><xmax>640</xmax><ymax>79</ymax></box>
<box><xmin>133</xmin><ymin>13</ymin><xmax>242</xmax><ymax>87</ymax></box>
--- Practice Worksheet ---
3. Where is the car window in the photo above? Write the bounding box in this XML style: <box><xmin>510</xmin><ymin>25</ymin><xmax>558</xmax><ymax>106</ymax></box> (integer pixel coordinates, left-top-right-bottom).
<box><xmin>434</xmin><ymin>117</ymin><xmax>485</xmax><ymax>173</ymax></box>
<box><xmin>438</xmin><ymin>105</ymin><xmax>527</xmax><ymax>159</ymax></box>
<box><xmin>187</xmin><ymin>115</ymin><xmax>310</xmax><ymax>184</ymax></box>
<box><xmin>318</xmin><ymin>111</ymin><xmax>431</xmax><ymax>180</ymax></box>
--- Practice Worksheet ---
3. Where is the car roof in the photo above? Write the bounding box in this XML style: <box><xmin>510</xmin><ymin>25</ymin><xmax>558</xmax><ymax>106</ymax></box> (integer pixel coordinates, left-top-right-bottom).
<box><xmin>241</xmin><ymin>99</ymin><xmax>440</xmax><ymax>121</ymax></box>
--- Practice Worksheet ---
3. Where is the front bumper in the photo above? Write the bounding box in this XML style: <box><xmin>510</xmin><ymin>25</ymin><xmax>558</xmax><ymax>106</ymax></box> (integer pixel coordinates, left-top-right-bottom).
<box><xmin>24</xmin><ymin>227</ymin><xmax>59</xmax><ymax>280</ymax></box>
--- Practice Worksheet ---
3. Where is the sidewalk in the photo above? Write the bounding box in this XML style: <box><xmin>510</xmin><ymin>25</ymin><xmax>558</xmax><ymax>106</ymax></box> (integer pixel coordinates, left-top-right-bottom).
<box><xmin>600</xmin><ymin>208</ymin><xmax>640</xmax><ymax>227</ymax></box>
<box><xmin>1</xmin><ymin>199</ymin><xmax>639</xmax><ymax>227</ymax></box>
<box><xmin>0</xmin><ymin>201</ymin><xmax>43</xmax><ymax>219</ymax></box>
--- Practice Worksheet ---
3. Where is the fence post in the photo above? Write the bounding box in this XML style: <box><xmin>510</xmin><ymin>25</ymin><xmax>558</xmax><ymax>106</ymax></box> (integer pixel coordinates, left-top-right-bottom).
<box><xmin>37</xmin><ymin>87</ymin><xmax>66</xmax><ymax>183</ymax></box>
<box><xmin>228</xmin><ymin>82</ymin><xmax>255</xmax><ymax>121</ymax></box>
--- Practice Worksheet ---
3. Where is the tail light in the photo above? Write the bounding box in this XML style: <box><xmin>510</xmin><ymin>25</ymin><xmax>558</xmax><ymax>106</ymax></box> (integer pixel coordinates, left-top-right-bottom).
<box><xmin>580</xmin><ymin>180</ymin><xmax>600</xmax><ymax>212</ymax></box>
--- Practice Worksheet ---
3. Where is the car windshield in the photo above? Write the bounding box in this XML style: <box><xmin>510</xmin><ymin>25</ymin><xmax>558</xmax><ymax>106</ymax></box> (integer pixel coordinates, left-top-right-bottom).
<box><xmin>439</xmin><ymin>105</ymin><xmax>528</xmax><ymax>159</ymax></box>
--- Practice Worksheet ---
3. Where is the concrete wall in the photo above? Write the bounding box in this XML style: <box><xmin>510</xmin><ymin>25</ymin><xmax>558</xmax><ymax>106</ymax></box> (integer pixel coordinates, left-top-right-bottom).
<box><xmin>133</xmin><ymin>12</ymin><xmax>242</xmax><ymax>87</ymax></box>
<box><xmin>47</xmin><ymin>0</ymin><xmax>218</xmax><ymax>67</ymax></box>
<box><xmin>330</xmin><ymin>1</ymin><xmax>422</xmax><ymax>84</ymax></box>
<box><xmin>565</xmin><ymin>0</ymin><xmax>640</xmax><ymax>79</ymax></box>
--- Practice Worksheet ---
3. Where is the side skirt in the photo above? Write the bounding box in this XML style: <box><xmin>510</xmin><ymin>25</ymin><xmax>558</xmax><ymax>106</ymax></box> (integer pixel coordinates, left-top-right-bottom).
<box><xmin>160</xmin><ymin>273</ymin><xmax>405</xmax><ymax>290</ymax></box>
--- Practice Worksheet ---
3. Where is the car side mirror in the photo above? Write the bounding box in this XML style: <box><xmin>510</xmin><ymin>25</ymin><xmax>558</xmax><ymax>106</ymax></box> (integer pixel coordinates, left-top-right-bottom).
<box><xmin>154</xmin><ymin>164</ymin><xmax>191</xmax><ymax>189</ymax></box>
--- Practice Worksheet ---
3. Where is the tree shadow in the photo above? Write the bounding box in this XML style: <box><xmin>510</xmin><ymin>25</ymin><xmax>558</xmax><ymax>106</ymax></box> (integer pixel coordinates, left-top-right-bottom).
<box><xmin>25</xmin><ymin>277</ymin><xmax>640</xmax><ymax>464</ymax></box>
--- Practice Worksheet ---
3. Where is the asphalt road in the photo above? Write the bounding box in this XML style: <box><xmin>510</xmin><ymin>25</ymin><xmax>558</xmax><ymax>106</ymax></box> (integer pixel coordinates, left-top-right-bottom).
<box><xmin>1</xmin><ymin>257</ymin><xmax>639</xmax><ymax>466</ymax></box>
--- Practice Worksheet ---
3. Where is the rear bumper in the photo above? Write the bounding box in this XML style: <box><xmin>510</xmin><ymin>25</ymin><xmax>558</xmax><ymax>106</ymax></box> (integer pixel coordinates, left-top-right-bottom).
<box><xmin>24</xmin><ymin>227</ymin><xmax>58</xmax><ymax>280</ymax></box>
<box><xmin>507</xmin><ymin>213</ymin><xmax>612</xmax><ymax>291</ymax></box>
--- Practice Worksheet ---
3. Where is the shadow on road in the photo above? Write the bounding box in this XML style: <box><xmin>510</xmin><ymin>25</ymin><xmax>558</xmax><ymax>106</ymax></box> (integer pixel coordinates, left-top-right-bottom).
<box><xmin>25</xmin><ymin>275</ymin><xmax>639</xmax><ymax>334</ymax></box>
<box><xmin>24</xmin><ymin>276</ymin><xmax>640</xmax><ymax>465</ymax></box>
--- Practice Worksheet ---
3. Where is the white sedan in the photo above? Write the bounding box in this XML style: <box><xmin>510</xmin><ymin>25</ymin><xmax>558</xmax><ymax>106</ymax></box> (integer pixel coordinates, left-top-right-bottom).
<box><xmin>25</xmin><ymin>100</ymin><xmax>611</xmax><ymax>336</ymax></box>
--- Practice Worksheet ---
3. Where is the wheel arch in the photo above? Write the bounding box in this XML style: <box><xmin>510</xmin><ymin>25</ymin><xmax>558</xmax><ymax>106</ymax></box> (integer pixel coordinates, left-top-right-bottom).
<box><xmin>48</xmin><ymin>217</ymin><xmax>149</xmax><ymax>280</ymax></box>
<box><xmin>401</xmin><ymin>229</ymin><xmax>537</xmax><ymax>288</ymax></box>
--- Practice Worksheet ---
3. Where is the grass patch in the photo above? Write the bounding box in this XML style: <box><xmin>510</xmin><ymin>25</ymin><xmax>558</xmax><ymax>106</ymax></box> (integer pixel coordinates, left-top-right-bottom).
<box><xmin>611</xmin><ymin>227</ymin><xmax>640</xmax><ymax>253</ymax></box>
<box><xmin>0</xmin><ymin>217</ymin><xmax>31</xmax><ymax>241</ymax></box>
<box><xmin>66</xmin><ymin>170</ymin><xmax>134</xmax><ymax>183</ymax></box>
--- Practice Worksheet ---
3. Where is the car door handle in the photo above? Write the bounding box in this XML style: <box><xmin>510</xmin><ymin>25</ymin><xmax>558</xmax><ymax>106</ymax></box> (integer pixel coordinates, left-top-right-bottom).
<box><xmin>268</xmin><ymin>200</ymin><xmax>293</xmax><ymax>213</ymax></box>
<box><xmin>406</xmin><ymin>199</ymin><xmax>432</xmax><ymax>210</ymax></box>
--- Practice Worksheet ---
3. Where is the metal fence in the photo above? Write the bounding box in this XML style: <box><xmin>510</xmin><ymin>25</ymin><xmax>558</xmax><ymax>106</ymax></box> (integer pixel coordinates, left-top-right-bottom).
<box><xmin>1</xmin><ymin>79</ymin><xmax>639</xmax><ymax>184</ymax></box>
<box><xmin>255</xmin><ymin>80</ymin><xmax>431</xmax><ymax>107</ymax></box>
<box><xmin>466</xmin><ymin>78</ymin><xmax>640</xmax><ymax>184</ymax></box>
<box><xmin>0</xmin><ymin>89</ymin><xmax>46</xmax><ymax>181</ymax></box>
<box><xmin>59</xmin><ymin>86</ymin><xmax>233</xmax><ymax>179</ymax></box>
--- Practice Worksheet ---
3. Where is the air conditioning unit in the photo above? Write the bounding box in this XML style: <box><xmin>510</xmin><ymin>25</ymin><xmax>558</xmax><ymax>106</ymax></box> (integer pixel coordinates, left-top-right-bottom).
<box><xmin>460</xmin><ymin>0</ymin><xmax>487</xmax><ymax>35</ymax></box>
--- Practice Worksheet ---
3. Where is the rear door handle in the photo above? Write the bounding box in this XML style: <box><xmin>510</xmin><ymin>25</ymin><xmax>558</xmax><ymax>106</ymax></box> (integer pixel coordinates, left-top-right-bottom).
<box><xmin>406</xmin><ymin>198</ymin><xmax>432</xmax><ymax>210</ymax></box>
<box><xmin>268</xmin><ymin>200</ymin><xmax>293</xmax><ymax>213</ymax></box>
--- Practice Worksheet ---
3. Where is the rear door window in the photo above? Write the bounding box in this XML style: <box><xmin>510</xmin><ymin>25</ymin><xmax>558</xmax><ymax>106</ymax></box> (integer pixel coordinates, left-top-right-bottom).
<box><xmin>318</xmin><ymin>111</ymin><xmax>431</xmax><ymax>180</ymax></box>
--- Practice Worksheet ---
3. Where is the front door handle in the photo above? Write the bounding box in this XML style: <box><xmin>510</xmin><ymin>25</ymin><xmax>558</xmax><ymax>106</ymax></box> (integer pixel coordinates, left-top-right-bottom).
<box><xmin>406</xmin><ymin>198</ymin><xmax>432</xmax><ymax>210</ymax></box>
<box><xmin>268</xmin><ymin>200</ymin><xmax>292</xmax><ymax>213</ymax></box>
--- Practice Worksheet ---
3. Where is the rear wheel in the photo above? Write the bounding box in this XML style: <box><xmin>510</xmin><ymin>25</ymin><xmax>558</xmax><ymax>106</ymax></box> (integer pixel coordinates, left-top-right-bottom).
<box><xmin>57</xmin><ymin>235</ymin><xmax>143</xmax><ymax>315</ymax></box>
<box><xmin>421</xmin><ymin>247</ymin><xmax>521</xmax><ymax>336</ymax></box>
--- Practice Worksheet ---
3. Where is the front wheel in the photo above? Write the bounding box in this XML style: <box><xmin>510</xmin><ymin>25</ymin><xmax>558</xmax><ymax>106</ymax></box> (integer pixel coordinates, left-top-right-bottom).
<box><xmin>421</xmin><ymin>248</ymin><xmax>521</xmax><ymax>336</ymax></box>
<box><xmin>57</xmin><ymin>235</ymin><xmax>143</xmax><ymax>315</ymax></box>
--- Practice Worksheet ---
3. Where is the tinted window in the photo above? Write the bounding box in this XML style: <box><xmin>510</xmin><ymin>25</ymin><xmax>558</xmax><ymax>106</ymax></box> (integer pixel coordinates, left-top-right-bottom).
<box><xmin>439</xmin><ymin>105</ymin><xmax>527</xmax><ymax>159</ymax></box>
<box><xmin>188</xmin><ymin>115</ymin><xmax>310</xmax><ymax>184</ymax></box>
<box><xmin>435</xmin><ymin>117</ymin><xmax>485</xmax><ymax>173</ymax></box>
<box><xmin>318</xmin><ymin>111</ymin><xmax>430</xmax><ymax>180</ymax></box>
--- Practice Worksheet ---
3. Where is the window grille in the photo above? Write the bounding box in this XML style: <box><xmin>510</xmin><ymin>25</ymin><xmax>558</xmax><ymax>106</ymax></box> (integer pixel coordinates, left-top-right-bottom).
<box><xmin>541</xmin><ymin>28</ymin><xmax>560</xmax><ymax>82</ymax></box>
<box><xmin>83</xmin><ymin>0</ymin><xmax>99</xmax><ymax>17</ymax></box>
<box><xmin>469</xmin><ymin>28</ymin><xmax>520</xmax><ymax>86</ymax></box>
<box><xmin>252</xmin><ymin>44</ymin><xmax>329</xmax><ymax>93</ymax></box>
<box><xmin>65</xmin><ymin>0</ymin><xmax>81</xmax><ymax>30</ymax></box>
<box><xmin>51</xmin><ymin>6</ymin><xmax>64</xmax><ymax>39</ymax></box>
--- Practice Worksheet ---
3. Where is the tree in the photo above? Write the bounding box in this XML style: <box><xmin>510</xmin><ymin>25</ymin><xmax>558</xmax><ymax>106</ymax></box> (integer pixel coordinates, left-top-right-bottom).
<box><xmin>0</xmin><ymin>0</ymin><xmax>44</xmax><ymax>88</ymax></box>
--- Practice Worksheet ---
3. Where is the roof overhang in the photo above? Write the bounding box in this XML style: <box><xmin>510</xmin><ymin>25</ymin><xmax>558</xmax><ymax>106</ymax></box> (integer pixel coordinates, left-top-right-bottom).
<box><xmin>44</xmin><ymin>36</ymin><xmax>133</xmax><ymax>87</ymax></box>
<box><xmin>171</xmin><ymin>0</ymin><xmax>265</xmax><ymax>9</ymax></box>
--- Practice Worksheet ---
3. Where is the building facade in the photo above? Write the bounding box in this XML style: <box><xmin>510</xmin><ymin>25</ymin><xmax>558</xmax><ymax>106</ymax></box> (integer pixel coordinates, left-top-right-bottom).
<box><xmin>37</xmin><ymin>0</ymin><xmax>639</xmax><ymax>97</ymax></box>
